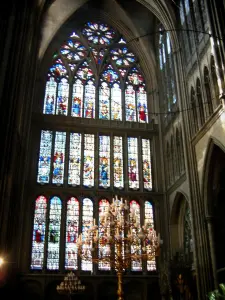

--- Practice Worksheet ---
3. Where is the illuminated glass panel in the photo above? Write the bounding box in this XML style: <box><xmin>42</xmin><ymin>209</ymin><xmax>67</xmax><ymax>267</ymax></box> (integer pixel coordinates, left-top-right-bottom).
<box><xmin>115</xmin><ymin>198</ymin><xmax>125</xmax><ymax>265</ymax></box>
<box><xmin>31</xmin><ymin>196</ymin><xmax>47</xmax><ymax>270</ymax></box>
<box><xmin>47</xmin><ymin>196</ymin><xmax>62</xmax><ymax>270</ymax></box>
<box><xmin>127</xmin><ymin>68</ymin><xmax>144</xmax><ymax>85</ymax></box>
<box><xmin>99</xmin><ymin>82</ymin><xmax>110</xmax><ymax>120</ymax></box>
<box><xmin>84</xmin><ymin>80</ymin><xmax>95</xmax><ymax>118</ymax></box>
<box><xmin>76</xmin><ymin>62</ymin><xmax>93</xmax><ymax>80</ymax></box>
<box><xmin>50</xmin><ymin>62</ymin><xmax>67</xmax><ymax>78</ymax></box>
<box><xmin>111</xmin><ymin>83</ymin><xmax>122</xmax><ymax>120</ymax></box>
<box><xmin>137</xmin><ymin>86</ymin><xmax>148</xmax><ymax>123</ymax></box>
<box><xmin>98</xmin><ymin>199</ymin><xmax>111</xmax><ymax>270</ymax></box>
<box><xmin>82</xmin><ymin>198</ymin><xmax>93</xmax><ymax>271</ymax></box>
<box><xmin>65</xmin><ymin>197</ymin><xmax>79</xmax><ymax>270</ymax></box>
<box><xmin>72</xmin><ymin>79</ymin><xmax>83</xmax><ymax>117</ymax></box>
<box><xmin>99</xmin><ymin>136</ymin><xmax>110</xmax><ymax>188</ymax></box>
<box><xmin>125</xmin><ymin>85</ymin><xmax>136</xmax><ymax>122</ymax></box>
<box><xmin>128</xmin><ymin>137</ymin><xmax>139</xmax><ymax>189</ymax></box>
<box><xmin>37</xmin><ymin>130</ymin><xmax>53</xmax><ymax>184</ymax></box>
<box><xmin>52</xmin><ymin>132</ymin><xmax>66</xmax><ymax>185</ymax></box>
<box><xmin>113</xmin><ymin>136</ymin><xmax>124</xmax><ymax>188</ymax></box>
<box><xmin>145</xmin><ymin>201</ymin><xmax>156</xmax><ymax>271</ymax></box>
<box><xmin>56</xmin><ymin>78</ymin><xmax>69</xmax><ymax>115</ymax></box>
<box><xmin>92</xmin><ymin>48</ymin><xmax>105</xmax><ymax>64</ymax></box>
<box><xmin>82</xmin><ymin>22</ymin><xmax>116</xmax><ymax>45</ymax></box>
<box><xmin>60</xmin><ymin>41</ymin><xmax>86</xmax><ymax>61</ymax></box>
<box><xmin>101</xmin><ymin>66</ymin><xmax>119</xmax><ymax>83</ymax></box>
<box><xmin>68</xmin><ymin>133</ymin><xmax>82</xmax><ymax>186</ymax></box>
<box><xmin>111</xmin><ymin>47</ymin><xmax>135</xmax><ymax>66</ymax></box>
<box><xmin>130</xmin><ymin>200</ymin><xmax>142</xmax><ymax>271</ymax></box>
<box><xmin>142</xmin><ymin>139</ymin><xmax>152</xmax><ymax>190</ymax></box>
<box><xmin>43</xmin><ymin>77</ymin><xmax>57</xmax><ymax>114</ymax></box>
<box><xmin>83</xmin><ymin>134</ymin><xmax>95</xmax><ymax>187</ymax></box>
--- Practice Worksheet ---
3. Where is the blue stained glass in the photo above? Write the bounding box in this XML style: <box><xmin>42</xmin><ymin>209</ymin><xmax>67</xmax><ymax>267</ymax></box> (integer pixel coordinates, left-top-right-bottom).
<box><xmin>145</xmin><ymin>201</ymin><xmax>156</xmax><ymax>271</ymax></box>
<box><xmin>142</xmin><ymin>139</ymin><xmax>152</xmax><ymax>190</ymax></box>
<box><xmin>68</xmin><ymin>133</ymin><xmax>82</xmax><ymax>185</ymax></box>
<box><xmin>137</xmin><ymin>86</ymin><xmax>148</xmax><ymax>123</ymax></box>
<box><xmin>84</xmin><ymin>80</ymin><xmax>95</xmax><ymax>118</ymax></box>
<box><xmin>37</xmin><ymin>130</ymin><xmax>53</xmax><ymax>184</ymax></box>
<box><xmin>111</xmin><ymin>83</ymin><xmax>122</xmax><ymax>120</ymax></box>
<box><xmin>50</xmin><ymin>63</ymin><xmax>67</xmax><ymax>77</ymax></box>
<box><xmin>56</xmin><ymin>78</ymin><xmax>69</xmax><ymax>115</ymax></box>
<box><xmin>113</xmin><ymin>136</ymin><xmax>124</xmax><ymax>188</ymax></box>
<box><xmin>125</xmin><ymin>85</ymin><xmax>136</xmax><ymax>122</ymax></box>
<box><xmin>92</xmin><ymin>48</ymin><xmax>104</xmax><ymax>65</ymax></box>
<box><xmin>130</xmin><ymin>200</ymin><xmax>142</xmax><ymax>271</ymax></box>
<box><xmin>72</xmin><ymin>79</ymin><xmax>83</xmax><ymax>117</ymax></box>
<box><xmin>82</xmin><ymin>198</ymin><xmax>93</xmax><ymax>271</ymax></box>
<box><xmin>83</xmin><ymin>134</ymin><xmax>95</xmax><ymax>187</ymax></box>
<box><xmin>98</xmin><ymin>199</ymin><xmax>111</xmax><ymax>270</ymax></box>
<box><xmin>127</xmin><ymin>68</ymin><xmax>144</xmax><ymax>85</ymax></box>
<box><xmin>65</xmin><ymin>197</ymin><xmax>79</xmax><ymax>270</ymax></box>
<box><xmin>47</xmin><ymin>197</ymin><xmax>62</xmax><ymax>270</ymax></box>
<box><xmin>83</xmin><ymin>22</ymin><xmax>116</xmax><ymax>45</ymax></box>
<box><xmin>128</xmin><ymin>137</ymin><xmax>139</xmax><ymax>189</ymax></box>
<box><xmin>76</xmin><ymin>62</ymin><xmax>93</xmax><ymax>81</ymax></box>
<box><xmin>99</xmin><ymin>82</ymin><xmax>110</xmax><ymax>120</ymax></box>
<box><xmin>52</xmin><ymin>132</ymin><xmax>66</xmax><ymax>185</ymax></box>
<box><xmin>111</xmin><ymin>48</ymin><xmax>135</xmax><ymax>67</ymax></box>
<box><xmin>102</xmin><ymin>67</ymin><xmax>119</xmax><ymax>83</ymax></box>
<box><xmin>43</xmin><ymin>77</ymin><xmax>57</xmax><ymax>114</ymax></box>
<box><xmin>99</xmin><ymin>136</ymin><xmax>110</xmax><ymax>188</ymax></box>
<box><xmin>31</xmin><ymin>196</ymin><xmax>47</xmax><ymax>270</ymax></box>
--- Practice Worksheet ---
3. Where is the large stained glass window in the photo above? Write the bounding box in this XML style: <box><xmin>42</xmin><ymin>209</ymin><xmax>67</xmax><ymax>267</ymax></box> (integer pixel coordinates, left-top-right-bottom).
<box><xmin>99</xmin><ymin>136</ymin><xmax>110</xmax><ymax>188</ymax></box>
<box><xmin>83</xmin><ymin>134</ymin><xmax>95</xmax><ymax>187</ymax></box>
<box><xmin>142</xmin><ymin>139</ymin><xmax>152</xmax><ymax>190</ymax></box>
<box><xmin>31</xmin><ymin>196</ymin><xmax>47</xmax><ymax>270</ymax></box>
<box><xmin>81</xmin><ymin>198</ymin><xmax>93</xmax><ymax>271</ymax></box>
<box><xmin>68</xmin><ymin>133</ymin><xmax>82</xmax><ymax>186</ymax></box>
<box><xmin>42</xmin><ymin>22</ymin><xmax>148</xmax><ymax>123</ymax></box>
<box><xmin>145</xmin><ymin>201</ymin><xmax>156</xmax><ymax>271</ymax></box>
<box><xmin>128</xmin><ymin>137</ymin><xmax>139</xmax><ymax>189</ymax></box>
<box><xmin>52</xmin><ymin>132</ymin><xmax>66</xmax><ymax>185</ymax></box>
<box><xmin>113</xmin><ymin>136</ymin><xmax>124</xmax><ymax>189</ymax></box>
<box><xmin>47</xmin><ymin>196</ymin><xmax>62</xmax><ymax>270</ymax></box>
<box><xmin>65</xmin><ymin>197</ymin><xmax>79</xmax><ymax>270</ymax></box>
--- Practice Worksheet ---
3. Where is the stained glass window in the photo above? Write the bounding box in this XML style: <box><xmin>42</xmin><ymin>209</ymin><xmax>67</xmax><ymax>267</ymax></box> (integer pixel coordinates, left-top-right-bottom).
<box><xmin>68</xmin><ymin>133</ymin><xmax>82</xmax><ymax>186</ymax></box>
<box><xmin>111</xmin><ymin>47</ymin><xmax>135</xmax><ymax>66</ymax></box>
<box><xmin>82</xmin><ymin>198</ymin><xmax>93</xmax><ymax>271</ymax></box>
<box><xmin>65</xmin><ymin>197</ymin><xmax>79</xmax><ymax>270</ymax></box>
<box><xmin>31</xmin><ymin>196</ymin><xmax>47</xmax><ymax>270</ymax></box>
<box><xmin>72</xmin><ymin>79</ymin><xmax>83</xmax><ymax>117</ymax></box>
<box><xmin>83</xmin><ymin>134</ymin><xmax>95</xmax><ymax>187</ymax></box>
<box><xmin>128</xmin><ymin>137</ymin><xmax>139</xmax><ymax>189</ymax></box>
<box><xmin>82</xmin><ymin>22</ymin><xmax>116</xmax><ymax>45</ymax></box>
<box><xmin>130</xmin><ymin>200</ymin><xmax>142</xmax><ymax>271</ymax></box>
<box><xmin>98</xmin><ymin>199</ymin><xmax>111</xmax><ymax>270</ymax></box>
<box><xmin>113</xmin><ymin>136</ymin><xmax>124</xmax><ymax>188</ymax></box>
<box><xmin>37</xmin><ymin>130</ymin><xmax>53</xmax><ymax>184</ymax></box>
<box><xmin>84</xmin><ymin>80</ymin><xmax>95</xmax><ymax>118</ymax></box>
<box><xmin>99</xmin><ymin>136</ymin><xmax>110</xmax><ymax>188</ymax></box>
<box><xmin>43</xmin><ymin>77</ymin><xmax>57</xmax><ymax>114</ymax></box>
<box><xmin>47</xmin><ymin>196</ymin><xmax>62</xmax><ymax>270</ymax></box>
<box><xmin>99</xmin><ymin>82</ymin><xmax>110</xmax><ymax>120</ymax></box>
<box><xmin>111</xmin><ymin>83</ymin><xmax>122</xmax><ymax>120</ymax></box>
<box><xmin>56</xmin><ymin>78</ymin><xmax>69</xmax><ymax>115</ymax></box>
<box><xmin>142</xmin><ymin>139</ymin><xmax>152</xmax><ymax>190</ymax></box>
<box><xmin>52</xmin><ymin>132</ymin><xmax>66</xmax><ymax>185</ymax></box>
<box><xmin>137</xmin><ymin>86</ymin><xmax>148</xmax><ymax>123</ymax></box>
<box><xmin>125</xmin><ymin>85</ymin><xmax>136</xmax><ymax>122</ymax></box>
<box><xmin>145</xmin><ymin>201</ymin><xmax>156</xmax><ymax>271</ymax></box>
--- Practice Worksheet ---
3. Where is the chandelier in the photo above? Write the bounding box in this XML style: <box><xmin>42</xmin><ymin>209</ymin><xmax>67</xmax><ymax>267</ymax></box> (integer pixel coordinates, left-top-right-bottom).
<box><xmin>57</xmin><ymin>271</ymin><xmax>85</xmax><ymax>298</ymax></box>
<box><xmin>76</xmin><ymin>196</ymin><xmax>161</xmax><ymax>300</ymax></box>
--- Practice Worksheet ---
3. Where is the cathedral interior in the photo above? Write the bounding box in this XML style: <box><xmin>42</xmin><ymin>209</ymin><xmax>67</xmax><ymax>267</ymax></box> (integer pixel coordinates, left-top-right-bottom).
<box><xmin>1</xmin><ymin>0</ymin><xmax>225</xmax><ymax>299</ymax></box>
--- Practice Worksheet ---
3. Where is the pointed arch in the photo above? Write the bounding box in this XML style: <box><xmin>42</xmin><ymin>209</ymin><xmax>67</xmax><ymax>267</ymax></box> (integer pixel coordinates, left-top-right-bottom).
<box><xmin>210</xmin><ymin>55</ymin><xmax>220</xmax><ymax>106</ymax></box>
<box><xmin>196</xmin><ymin>78</ymin><xmax>205</xmax><ymax>127</ymax></box>
<box><xmin>204</xmin><ymin>66</ymin><xmax>213</xmax><ymax>116</ymax></box>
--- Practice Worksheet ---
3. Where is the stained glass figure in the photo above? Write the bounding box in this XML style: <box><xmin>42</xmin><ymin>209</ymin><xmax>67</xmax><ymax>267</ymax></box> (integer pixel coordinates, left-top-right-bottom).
<box><xmin>145</xmin><ymin>201</ymin><xmax>156</xmax><ymax>271</ymax></box>
<box><xmin>76</xmin><ymin>62</ymin><xmax>93</xmax><ymax>81</ymax></box>
<box><xmin>81</xmin><ymin>198</ymin><xmax>93</xmax><ymax>271</ymax></box>
<box><xmin>142</xmin><ymin>139</ymin><xmax>152</xmax><ymax>190</ymax></box>
<box><xmin>83</xmin><ymin>134</ymin><xmax>95</xmax><ymax>187</ymax></box>
<box><xmin>99</xmin><ymin>136</ymin><xmax>110</xmax><ymax>188</ymax></box>
<box><xmin>82</xmin><ymin>22</ymin><xmax>116</xmax><ymax>45</ymax></box>
<box><xmin>128</xmin><ymin>137</ymin><xmax>139</xmax><ymax>189</ymax></box>
<box><xmin>72</xmin><ymin>79</ymin><xmax>83</xmax><ymax>117</ymax></box>
<box><xmin>113</xmin><ymin>136</ymin><xmax>124</xmax><ymax>188</ymax></box>
<box><xmin>52</xmin><ymin>132</ymin><xmax>66</xmax><ymax>185</ymax></box>
<box><xmin>37</xmin><ymin>131</ymin><xmax>53</xmax><ymax>184</ymax></box>
<box><xmin>50</xmin><ymin>62</ymin><xmax>67</xmax><ymax>78</ymax></box>
<box><xmin>68</xmin><ymin>133</ymin><xmax>82</xmax><ymax>186</ymax></box>
<box><xmin>56</xmin><ymin>78</ymin><xmax>69</xmax><ymax>115</ymax></box>
<box><xmin>130</xmin><ymin>200</ymin><xmax>142</xmax><ymax>271</ymax></box>
<box><xmin>137</xmin><ymin>86</ymin><xmax>148</xmax><ymax>123</ymax></box>
<box><xmin>60</xmin><ymin>41</ymin><xmax>86</xmax><ymax>61</ymax></box>
<box><xmin>111</xmin><ymin>47</ymin><xmax>135</xmax><ymax>66</ymax></box>
<box><xmin>92</xmin><ymin>48</ymin><xmax>105</xmax><ymax>64</ymax></box>
<box><xmin>111</xmin><ymin>83</ymin><xmax>122</xmax><ymax>120</ymax></box>
<box><xmin>65</xmin><ymin>197</ymin><xmax>79</xmax><ymax>270</ymax></box>
<box><xmin>125</xmin><ymin>85</ymin><xmax>136</xmax><ymax>122</ymax></box>
<box><xmin>84</xmin><ymin>80</ymin><xmax>95</xmax><ymax>118</ymax></box>
<box><xmin>31</xmin><ymin>196</ymin><xmax>47</xmax><ymax>270</ymax></box>
<box><xmin>47</xmin><ymin>196</ymin><xmax>62</xmax><ymax>270</ymax></box>
<box><xmin>98</xmin><ymin>199</ymin><xmax>111</xmax><ymax>270</ymax></box>
<box><xmin>99</xmin><ymin>82</ymin><xmax>110</xmax><ymax>120</ymax></box>
<box><xmin>101</xmin><ymin>66</ymin><xmax>119</xmax><ymax>83</ymax></box>
<box><xmin>43</xmin><ymin>77</ymin><xmax>57</xmax><ymax>114</ymax></box>
<box><xmin>127</xmin><ymin>68</ymin><xmax>144</xmax><ymax>85</ymax></box>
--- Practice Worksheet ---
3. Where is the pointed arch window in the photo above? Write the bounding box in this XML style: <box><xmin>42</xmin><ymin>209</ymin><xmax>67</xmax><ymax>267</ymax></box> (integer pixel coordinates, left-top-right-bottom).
<box><xmin>196</xmin><ymin>78</ymin><xmax>205</xmax><ymax>127</ymax></box>
<box><xmin>145</xmin><ymin>201</ymin><xmax>156</xmax><ymax>271</ymax></box>
<box><xmin>204</xmin><ymin>66</ymin><xmax>213</xmax><ymax>116</ymax></box>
